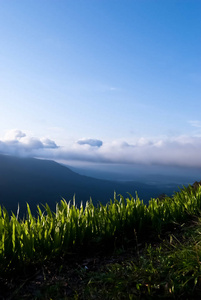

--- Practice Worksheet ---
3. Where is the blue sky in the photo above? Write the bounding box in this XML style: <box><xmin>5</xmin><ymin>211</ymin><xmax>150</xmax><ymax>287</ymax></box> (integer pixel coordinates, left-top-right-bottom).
<box><xmin>0</xmin><ymin>1</ymin><xmax>201</xmax><ymax>169</ymax></box>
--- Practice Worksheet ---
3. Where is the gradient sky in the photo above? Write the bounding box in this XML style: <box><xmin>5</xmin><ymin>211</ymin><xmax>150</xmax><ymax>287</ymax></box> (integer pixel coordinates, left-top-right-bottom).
<box><xmin>0</xmin><ymin>1</ymin><xmax>201</xmax><ymax>169</ymax></box>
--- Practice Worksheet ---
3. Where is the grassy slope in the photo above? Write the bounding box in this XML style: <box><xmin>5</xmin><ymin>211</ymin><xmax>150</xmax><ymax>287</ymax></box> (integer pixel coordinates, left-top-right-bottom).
<box><xmin>1</xmin><ymin>185</ymin><xmax>201</xmax><ymax>299</ymax></box>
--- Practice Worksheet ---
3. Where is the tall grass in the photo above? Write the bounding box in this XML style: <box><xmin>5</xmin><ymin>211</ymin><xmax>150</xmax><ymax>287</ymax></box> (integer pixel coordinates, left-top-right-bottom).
<box><xmin>0</xmin><ymin>185</ymin><xmax>201</xmax><ymax>271</ymax></box>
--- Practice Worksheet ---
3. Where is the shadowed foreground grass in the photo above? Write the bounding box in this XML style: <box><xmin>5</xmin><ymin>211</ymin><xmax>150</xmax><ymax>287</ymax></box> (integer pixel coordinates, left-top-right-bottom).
<box><xmin>82</xmin><ymin>220</ymin><xmax>201</xmax><ymax>299</ymax></box>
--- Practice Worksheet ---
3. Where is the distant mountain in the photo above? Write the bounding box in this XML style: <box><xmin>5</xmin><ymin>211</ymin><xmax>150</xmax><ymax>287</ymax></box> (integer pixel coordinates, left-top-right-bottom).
<box><xmin>67</xmin><ymin>163</ymin><xmax>198</xmax><ymax>186</ymax></box>
<box><xmin>0</xmin><ymin>154</ymin><xmax>180</xmax><ymax>216</ymax></box>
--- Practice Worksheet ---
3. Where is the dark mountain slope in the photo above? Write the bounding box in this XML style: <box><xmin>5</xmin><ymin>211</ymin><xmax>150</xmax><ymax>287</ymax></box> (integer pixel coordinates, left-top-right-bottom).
<box><xmin>0</xmin><ymin>154</ymin><xmax>173</xmax><ymax>215</ymax></box>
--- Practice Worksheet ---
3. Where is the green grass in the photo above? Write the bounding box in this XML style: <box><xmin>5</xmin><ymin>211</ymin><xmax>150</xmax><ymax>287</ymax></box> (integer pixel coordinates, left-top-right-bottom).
<box><xmin>1</xmin><ymin>185</ymin><xmax>201</xmax><ymax>270</ymax></box>
<box><xmin>1</xmin><ymin>184</ymin><xmax>201</xmax><ymax>298</ymax></box>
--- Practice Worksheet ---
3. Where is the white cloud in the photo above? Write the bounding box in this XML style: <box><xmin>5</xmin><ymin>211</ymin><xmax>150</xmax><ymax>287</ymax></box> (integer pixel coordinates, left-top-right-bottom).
<box><xmin>77</xmin><ymin>138</ymin><xmax>103</xmax><ymax>147</ymax></box>
<box><xmin>41</xmin><ymin>138</ymin><xmax>58</xmax><ymax>149</ymax></box>
<box><xmin>188</xmin><ymin>120</ymin><xmax>201</xmax><ymax>128</ymax></box>
<box><xmin>4</xmin><ymin>129</ymin><xmax>26</xmax><ymax>141</ymax></box>
<box><xmin>0</xmin><ymin>130</ymin><xmax>58</xmax><ymax>157</ymax></box>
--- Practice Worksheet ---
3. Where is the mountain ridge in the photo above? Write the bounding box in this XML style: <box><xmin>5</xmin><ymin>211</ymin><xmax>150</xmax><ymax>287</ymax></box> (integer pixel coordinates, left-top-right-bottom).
<box><xmin>0</xmin><ymin>154</ymin><xmax>180</xmax><ymax>216</ymax></box>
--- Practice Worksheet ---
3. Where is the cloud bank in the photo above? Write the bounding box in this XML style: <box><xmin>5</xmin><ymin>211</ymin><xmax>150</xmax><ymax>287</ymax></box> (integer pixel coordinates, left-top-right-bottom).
<box><xmin>1</xmin><ymin>129</ymin><xmax>201</xmax><ymax>168</ymax></box>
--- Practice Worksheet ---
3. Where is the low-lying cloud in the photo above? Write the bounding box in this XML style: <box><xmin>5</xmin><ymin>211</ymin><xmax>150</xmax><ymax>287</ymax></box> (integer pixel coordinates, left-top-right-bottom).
<box><xmin>1</xmin><ymin>129</ymin><xmax>201</xmax><ymax>168</ymax></box>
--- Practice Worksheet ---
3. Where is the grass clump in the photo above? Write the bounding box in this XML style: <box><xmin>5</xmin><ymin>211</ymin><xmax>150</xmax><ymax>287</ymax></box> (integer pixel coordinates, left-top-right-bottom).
<box><xmin>1</xmin><ymin>185</ymin><xmax>201</xmax><ymax>271</ymax></box>
<box><xmin>1</xmin><ymin>184</ymin><xmax>201</xmax><ymax>298</ymax></box>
